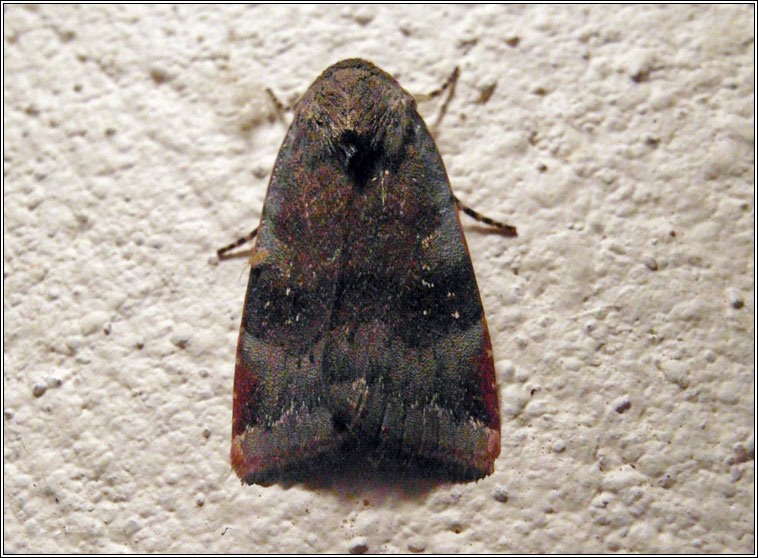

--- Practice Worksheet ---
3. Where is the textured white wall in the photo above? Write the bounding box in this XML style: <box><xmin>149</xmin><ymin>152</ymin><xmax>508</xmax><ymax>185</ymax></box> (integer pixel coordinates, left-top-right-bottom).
<box><xmin>3</xmin><ymin>4</ymin><xmax>754</xmax><ymax>553</ymax></box>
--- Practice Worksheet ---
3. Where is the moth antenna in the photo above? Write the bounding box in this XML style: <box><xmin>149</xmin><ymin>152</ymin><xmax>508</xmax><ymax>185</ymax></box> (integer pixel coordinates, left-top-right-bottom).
<box><xmin>454</xmin><ymin>196</ymin><xmax>518</xmax><ymax>237</ymax></box>
<box><xmin>217</xmin><ymin>227</ymin><xmax>259</xmax><ymax>259</ymax></box>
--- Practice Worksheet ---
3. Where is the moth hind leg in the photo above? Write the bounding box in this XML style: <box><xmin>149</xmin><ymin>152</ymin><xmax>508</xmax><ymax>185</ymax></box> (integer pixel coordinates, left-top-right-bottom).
<box><xmin>216</xmin><ymin>227</ymin><xmax>259</xmax><ymax>259</ymax></box>
<box><xmin>454</xmin><ymin>196</ymin><xmax>518</xmax><ymax>237</ymax></box>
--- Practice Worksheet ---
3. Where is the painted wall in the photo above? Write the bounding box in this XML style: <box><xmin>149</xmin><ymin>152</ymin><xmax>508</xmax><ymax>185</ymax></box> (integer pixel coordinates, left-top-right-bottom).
<box><xmin>3</xmin><ymin>4</ymin><xmax>754</xmax><ymax>553</ymax></box>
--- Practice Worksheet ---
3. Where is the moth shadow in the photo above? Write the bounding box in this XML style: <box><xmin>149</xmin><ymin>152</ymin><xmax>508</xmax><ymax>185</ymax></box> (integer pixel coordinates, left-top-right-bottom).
<box><xmin>271</xmin><ymin>457</ymin><xmax>474</xmax><ymax>502</ymax></box>
<box><xmin>465</xmin><ymin>224</ymin><xmax>516</xmax><ymax>237</ymax></box>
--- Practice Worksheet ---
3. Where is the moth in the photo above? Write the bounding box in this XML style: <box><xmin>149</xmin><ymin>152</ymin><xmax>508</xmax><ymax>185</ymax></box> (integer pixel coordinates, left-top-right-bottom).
<box><xmin>222</xmin><ymin>59</ymin><xmax>516</xmax><ymax>484</ymax></box>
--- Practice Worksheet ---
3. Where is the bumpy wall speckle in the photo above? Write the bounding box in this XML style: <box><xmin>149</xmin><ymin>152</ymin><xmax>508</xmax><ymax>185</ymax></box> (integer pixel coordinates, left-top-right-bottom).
<box><xmin>3</xmin><ymin>4</ymin><xmax>754</xmax><ymax>553</ymax></box>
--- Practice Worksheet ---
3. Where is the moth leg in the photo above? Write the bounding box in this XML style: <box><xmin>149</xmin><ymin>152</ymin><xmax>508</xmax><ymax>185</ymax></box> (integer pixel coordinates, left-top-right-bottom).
<box><xmin>418</xmin><ymin>69</ymin><xmax>515</xmax><ymax>237</ymax></box>
<box><xmin>266</xmin><ymin>88</ymin><xmax>294</xmax><ymax>123</ymax></box>
<box><xmin>216</xmin><ymin>88</ymin><xmax>291</xmax><ymax>260</ymax></box>
<box><xmin>415</xmin><ymin>67</ymin><xmax>460</xmax><ymax>131</ymax></box>
<box><xmin>217</xmin><ymin>227</ymin><xmax>259</xmax><ymax>259</ymax></box>
<box><xmin>416</xmin><ymin>66</ymin><xmax>460</xmax><ymax>102</ymax></box>
<box><xmin>217</xmin><ymin>88</ymin><xmax>295</xmax><ymax>260</ymax></box>
<box><xmin>454</xmin><ymin>196</ymin><xmax>518</xmax><ymax>237</ymax></box>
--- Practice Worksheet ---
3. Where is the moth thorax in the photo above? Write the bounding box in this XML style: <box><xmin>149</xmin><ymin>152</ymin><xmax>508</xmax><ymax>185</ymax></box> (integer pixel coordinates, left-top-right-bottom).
<box><xmin>338</xmin><ymin>130</ymin><xmax>383</xmax><ymax>189</ymax></box>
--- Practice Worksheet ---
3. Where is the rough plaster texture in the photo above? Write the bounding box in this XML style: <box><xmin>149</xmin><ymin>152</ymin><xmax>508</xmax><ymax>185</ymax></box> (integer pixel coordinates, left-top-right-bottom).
<box><xmin>3</xmin><ymin>4</ymin><xmax>755</xmax><ymax>554</ymax></box>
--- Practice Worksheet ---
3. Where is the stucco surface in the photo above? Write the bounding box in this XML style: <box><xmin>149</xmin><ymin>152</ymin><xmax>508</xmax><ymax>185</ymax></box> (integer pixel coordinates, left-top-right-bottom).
<box><xmin>3</xmin><ymin>4</ymin><xmax>754</xmax><ymax>553</ymax></box>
